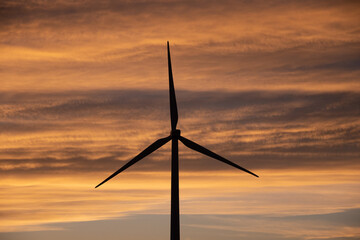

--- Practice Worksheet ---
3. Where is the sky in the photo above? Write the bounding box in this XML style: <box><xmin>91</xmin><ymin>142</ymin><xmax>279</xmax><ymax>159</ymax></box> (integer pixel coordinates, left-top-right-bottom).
<box><xmin>0</xmin><ymin>0</ymin><xmax>360</xmax><ymax>239</ymax></box>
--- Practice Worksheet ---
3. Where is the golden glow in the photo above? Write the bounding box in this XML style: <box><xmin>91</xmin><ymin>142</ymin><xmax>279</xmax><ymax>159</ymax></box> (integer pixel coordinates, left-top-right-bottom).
<box><xmin>1</xmin><ymin>168</ymin><xmax>359</xmax><ymax>232</ymax></box>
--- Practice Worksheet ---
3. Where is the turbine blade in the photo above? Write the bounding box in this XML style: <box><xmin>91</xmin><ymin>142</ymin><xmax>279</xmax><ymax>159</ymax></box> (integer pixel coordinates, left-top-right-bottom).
<box><xmin>95</xmin><ymin>135</ymin><xmax>172</xmax><ymax>188</ymax></box>
<box><xmin>167</xmin><ymin>41</ymin><xmax>178</xmax><ymax>130</ymax></box>
<box><xmin>179</xmin><ymin>136</ymin><xmax>258</xmax><ymax>177</ymax></box>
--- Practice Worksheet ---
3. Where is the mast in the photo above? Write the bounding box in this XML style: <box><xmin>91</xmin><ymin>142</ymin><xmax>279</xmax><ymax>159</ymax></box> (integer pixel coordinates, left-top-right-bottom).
<box><xmin>171</xmin><ymin>132</ymin><xmax>180</xmax><ymax>240</ymax></box>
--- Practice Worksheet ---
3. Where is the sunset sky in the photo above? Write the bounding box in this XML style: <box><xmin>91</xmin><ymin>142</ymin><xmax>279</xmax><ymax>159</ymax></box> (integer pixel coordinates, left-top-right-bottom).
<box><xmin>1</xmin><ymin>0</ymin><xmax>360</xmax><ymax>239</ymax></box>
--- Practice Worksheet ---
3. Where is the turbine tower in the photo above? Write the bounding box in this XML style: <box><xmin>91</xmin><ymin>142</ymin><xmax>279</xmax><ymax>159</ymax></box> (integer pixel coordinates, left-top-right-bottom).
<box><xmin>95</xmin><ymin>42</ymin><xmax>259</xmax><ymax>240</ymax></box>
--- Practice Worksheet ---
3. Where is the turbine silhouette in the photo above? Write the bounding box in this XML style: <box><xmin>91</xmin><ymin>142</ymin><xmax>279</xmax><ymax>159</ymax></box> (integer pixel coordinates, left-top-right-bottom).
<box><xmin>95</xmin><ymin>41</ymin><xmax>259</xmax><ymax>240</ymax></box>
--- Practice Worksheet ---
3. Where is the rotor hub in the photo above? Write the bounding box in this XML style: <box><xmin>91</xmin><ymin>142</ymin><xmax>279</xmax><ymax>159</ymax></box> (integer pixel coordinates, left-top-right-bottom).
<box><xmin>171</xmin><ymin>129</ymin><xmax>181</xmax><ymax>137</ymax></box>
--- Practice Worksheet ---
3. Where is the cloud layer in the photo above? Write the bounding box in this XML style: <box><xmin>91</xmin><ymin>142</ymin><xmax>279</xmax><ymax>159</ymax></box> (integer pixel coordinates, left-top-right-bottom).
<box><xmin>1</xmin><ymin>90</ymin><xmax>359</xmax><ymax>175</ymax></box>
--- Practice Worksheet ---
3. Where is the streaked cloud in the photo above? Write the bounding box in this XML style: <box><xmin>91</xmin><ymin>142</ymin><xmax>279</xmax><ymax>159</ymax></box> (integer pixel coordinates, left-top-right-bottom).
<box><xmin>1</xmin><ymin>90</ymin><xmax>358</xmax><ymax>175</ymax></box>
<box><xmin>1</xmin><ymin>0</ymin><xmax>359</xmax><ymax>91</ymax></box>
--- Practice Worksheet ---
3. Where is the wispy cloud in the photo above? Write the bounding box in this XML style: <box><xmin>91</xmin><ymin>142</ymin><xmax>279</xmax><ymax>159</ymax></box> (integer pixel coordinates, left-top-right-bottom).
<box><xmin>1</xmin><ymin>90</ymin><xmax>358</xmax><ymax>174</ymax></box>
<box><xmin>1</xmin><ymin>0</ymin><xmax>359</xmax><ymax>91</ymax></box>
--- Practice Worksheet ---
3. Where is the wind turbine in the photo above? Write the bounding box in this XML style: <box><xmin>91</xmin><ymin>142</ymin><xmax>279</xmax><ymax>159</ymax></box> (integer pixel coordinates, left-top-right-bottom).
<box><xmin>95</xmin><ymin>41</ymin><xmax>259</xmax><ymax>240</ymax></box>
